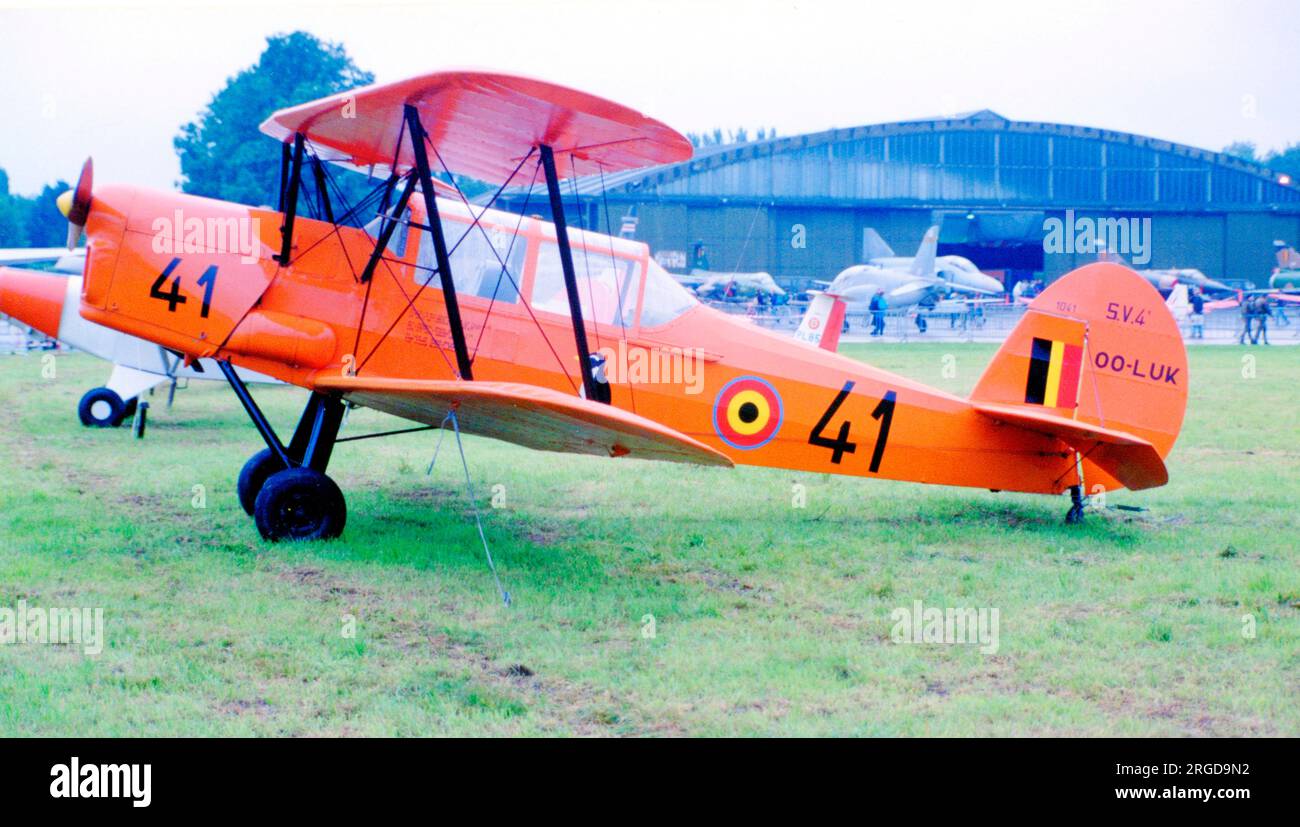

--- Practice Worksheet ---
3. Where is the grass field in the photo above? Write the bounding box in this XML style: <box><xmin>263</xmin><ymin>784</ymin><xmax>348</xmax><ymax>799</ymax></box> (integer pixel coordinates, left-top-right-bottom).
<box><xmin>0</xmin><ymin>343</ymin><xmax>1296</xmax><ymax>736</ymax></box>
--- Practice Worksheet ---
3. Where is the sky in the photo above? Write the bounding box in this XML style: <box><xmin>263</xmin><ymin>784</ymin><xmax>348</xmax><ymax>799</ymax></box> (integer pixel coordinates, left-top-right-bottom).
<box><xmin>0</xmin><ymin>0</ymin><xmax>1297</xmax><ymax>195</ymax></box>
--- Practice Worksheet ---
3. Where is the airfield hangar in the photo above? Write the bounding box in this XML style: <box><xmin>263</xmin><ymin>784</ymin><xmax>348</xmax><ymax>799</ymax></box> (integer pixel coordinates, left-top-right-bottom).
<box><xmin>502</xmin><ymin>110</ymin><xmax>1300</xmax><ymax>292</ymax></box>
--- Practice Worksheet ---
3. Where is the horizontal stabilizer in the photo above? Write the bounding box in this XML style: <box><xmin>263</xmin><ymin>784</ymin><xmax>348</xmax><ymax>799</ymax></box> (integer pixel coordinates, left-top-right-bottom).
<box><xmin>314</xmin><ymin>376</ymin><xmax>733</xmax><ymax>467</ymax></box>
<box><xmin>974</xmin><ymin>402</ymin><xmax>1168</xmax><ymax>490</ymax></box>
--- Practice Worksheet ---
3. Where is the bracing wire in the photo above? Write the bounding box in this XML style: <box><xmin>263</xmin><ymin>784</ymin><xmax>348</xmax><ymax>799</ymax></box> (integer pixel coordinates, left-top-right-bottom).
<box><xmin>597</xmin><ymin>162</ymin><xmax>636</xmax><ymax>410</ymax></box>
<box><xmin>426</xmin><ymin>140</ymin><xmax>582</xmax><ymax>394</ymax></box>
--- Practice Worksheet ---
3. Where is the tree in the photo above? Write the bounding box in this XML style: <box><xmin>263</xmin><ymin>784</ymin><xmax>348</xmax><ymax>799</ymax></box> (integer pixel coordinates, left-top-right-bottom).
<box><xmin>174</xmin><ymin>31</ymin><xmax>374</xmax><ymax>208</ymax></box>
<box><xmin>1262</xmin><ymin>143</ymin><xmax>1300</xmax><ymax>180</ymax></box>
<box><xmin>0</xmin><ymin>169</ymin><xmax>31</xmax><ymax>248</ymax></box>
<box><xmin>23</xmin><ymin>181</ymin><xmax>72</xmax><ymax>247</ymax></box>
<box><xmin>1222</xmin><ymin>141</ymin><xmax>1258</xmax><ymax>163</ymax></box>
<box><xmin>686</xmin><ymin>127</ymin><xmax>776</xmax><ymax>149</ymax></box>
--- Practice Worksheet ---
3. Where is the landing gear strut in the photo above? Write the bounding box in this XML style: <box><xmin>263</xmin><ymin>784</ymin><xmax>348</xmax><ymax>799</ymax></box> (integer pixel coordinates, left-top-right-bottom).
<box><xmin>219</xmin><ymin>361</ymin><xmax>347</xmax><ymax>541</ymax></box>
<box><xmin>1065</xmin><ymin>484</ymin><xmax>1086</xmax><ymax>525</ymax></box>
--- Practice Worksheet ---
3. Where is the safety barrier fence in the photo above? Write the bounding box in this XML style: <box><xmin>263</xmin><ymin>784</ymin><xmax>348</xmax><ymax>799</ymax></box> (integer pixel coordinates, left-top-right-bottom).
<box><xmin>705</xmin><ymin>299</ymin><xmax>1298</xmax><ymax>344</ymax></box>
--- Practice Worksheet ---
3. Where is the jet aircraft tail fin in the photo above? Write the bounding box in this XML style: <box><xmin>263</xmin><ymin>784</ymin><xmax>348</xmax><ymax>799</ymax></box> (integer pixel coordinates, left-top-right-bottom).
<box><xmin>908</xmin><ymin>226</ymin><xmax>940</xmax><ymax>278</ymax></box>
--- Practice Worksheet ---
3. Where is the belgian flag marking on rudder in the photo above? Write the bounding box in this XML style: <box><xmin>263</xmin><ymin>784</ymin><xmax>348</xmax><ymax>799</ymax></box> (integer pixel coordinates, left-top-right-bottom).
<box><xmin>1024</xmin><ymin>337</ymin><xmax>1082</xmax><ymax>408</ymax></box>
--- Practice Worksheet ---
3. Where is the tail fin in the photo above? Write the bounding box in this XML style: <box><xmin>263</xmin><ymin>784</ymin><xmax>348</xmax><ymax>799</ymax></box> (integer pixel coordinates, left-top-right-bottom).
<box><xmin>862</xmin><ymin>227</ymin><xmax>895</xmax><ymax>261</ymax></box>
<box><xmin>794</xmin><ymin>291</ymin><xmax>846</xmax><ymax>351</ymax></box>
<box><xmin>908</xmin><ymin>226</ymin><xmax>940</xmax><ymax>278</ymax></box>
<box><xmin>970</xmin><ymin>262</ymin><xmax>1188</xmax><ymax>492</ymax></box>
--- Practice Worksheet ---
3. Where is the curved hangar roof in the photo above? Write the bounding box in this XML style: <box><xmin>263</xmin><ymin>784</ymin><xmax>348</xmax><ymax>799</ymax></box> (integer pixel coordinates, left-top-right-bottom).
<box><xmin>577</xmin><ymin>110</ymin><xmax>1300</xmax><ymax>211</ymax></box>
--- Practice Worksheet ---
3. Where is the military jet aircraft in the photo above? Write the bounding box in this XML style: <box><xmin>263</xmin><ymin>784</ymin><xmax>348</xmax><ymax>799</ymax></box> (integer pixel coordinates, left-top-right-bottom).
<box><xmin>694</xmin><ymin>270</ymin><xmax>786</xmax><ymax>302</ymax></box>
<box><xmin>1094</xmin><ymin>246</ymin><xmax>1234</xmax><ymax>296</ymax></box>
<box><xmin>822</xmin><ymin>227</ymin><xmax>952</xmax><ymax>310</ymax></box>
<box><xmin>862</xmin><ymin>226</ymin><xmax>1005</xmax><ymax>297</ymax></box>
<box><xmin>1270</xmin><ymin>241</ymin><xmax>1300</xmax><ymax>291</ymax></box>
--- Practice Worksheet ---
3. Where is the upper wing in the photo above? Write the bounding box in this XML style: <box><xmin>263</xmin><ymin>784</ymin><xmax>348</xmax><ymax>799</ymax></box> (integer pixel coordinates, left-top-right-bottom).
<box><xmin>973</xmin><ymin>402</ymin><xmax>1168</xmax><ymax>491</ymax></box>
<box><xmin>313</xmin><ymin>375</ymin><xmax>732</xmax><ymax>468</ymax></box>
<box><xmin>260</xmin><ymin>71</ymin><xmax>693</xmax><ymax>184</ymax></box>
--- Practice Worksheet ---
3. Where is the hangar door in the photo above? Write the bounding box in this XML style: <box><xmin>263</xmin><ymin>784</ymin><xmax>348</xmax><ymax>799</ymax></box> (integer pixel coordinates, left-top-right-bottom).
<box><xmin>934</xmin><ymin>210</ymin><xmax>1045</xmax><ymax>272</ymax></box>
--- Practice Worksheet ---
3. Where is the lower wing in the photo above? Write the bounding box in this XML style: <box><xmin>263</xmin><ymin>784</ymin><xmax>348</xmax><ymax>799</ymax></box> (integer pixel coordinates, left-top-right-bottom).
<box><xmin>313</xmin><ymin>376</ymin><xmax>733</xmax><ymax>468</ymax></box>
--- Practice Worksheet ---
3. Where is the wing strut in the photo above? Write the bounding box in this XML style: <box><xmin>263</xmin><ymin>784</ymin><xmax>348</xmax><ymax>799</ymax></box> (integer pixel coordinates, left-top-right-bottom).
<box><xmin>277</xmin><ymin>133</ymin><xmax>306</xmax><ymax>265</ymax></box>
<box><xmin>539</xmin><ymin>143</ymin><xmax>600</xmax><ymax>403</ymax></box>
<box><xmin>405</xmin><ymin>104</ymin><xmax>474</xmax><ymax>381</ymax></box>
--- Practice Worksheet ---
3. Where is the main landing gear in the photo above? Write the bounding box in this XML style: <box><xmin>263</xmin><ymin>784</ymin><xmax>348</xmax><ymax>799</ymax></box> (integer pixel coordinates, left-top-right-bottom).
<box><xmin>220</xmin><ymin>362</ymin><xmax>347</xmax><ymax>542</ymax></box>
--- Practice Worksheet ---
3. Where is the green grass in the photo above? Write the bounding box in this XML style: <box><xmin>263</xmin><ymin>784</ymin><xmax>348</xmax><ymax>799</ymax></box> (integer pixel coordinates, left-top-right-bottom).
<box><xmin>0</xmin><ymin>343</ymin><xmax>1296</xmax><ymax>736</ymax></box>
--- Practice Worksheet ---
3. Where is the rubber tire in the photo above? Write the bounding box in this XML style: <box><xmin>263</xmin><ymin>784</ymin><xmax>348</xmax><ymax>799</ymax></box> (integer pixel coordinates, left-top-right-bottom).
<box><xmin>78</xmin><ymin>387</ymin><xmax>126</xmax><ymax>428</ymax></box>
<box><xmin>237</xmin><ymin>448</ymin><xmax>289</xmax><ymax>516</ymax></box>
<box><xmin>254</xmin><ymin>467</ymin><xmax>347</xmax><ymax>542</ymax></box>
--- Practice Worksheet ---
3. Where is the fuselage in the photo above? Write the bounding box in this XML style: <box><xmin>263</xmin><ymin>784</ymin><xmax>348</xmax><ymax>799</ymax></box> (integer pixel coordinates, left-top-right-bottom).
<box><xmin>76</xmin><ymin>183</ymin><xmax>1094</xmax><ymax>494</ymax></box>
<box><xmin>826</xmin><ymin>264</ymin><xmax>946</xmax><ymax>308</ymax></box>
<box><xmin>868</xmin><ymin>254</ymin><xmax>1005</xmax><ymax>297</ymax></box>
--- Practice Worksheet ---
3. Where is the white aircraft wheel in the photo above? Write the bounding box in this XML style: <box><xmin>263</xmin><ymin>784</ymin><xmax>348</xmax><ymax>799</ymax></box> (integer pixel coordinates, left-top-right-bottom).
<box><xmin>253</xmin><ymin>467</ymin><xmax>347</xmax><ymax>542</ymax></box>
<box><xmin>78</xmin><ymin>387</ymin><xmax>126</xmax><ymax>428</ymax></box>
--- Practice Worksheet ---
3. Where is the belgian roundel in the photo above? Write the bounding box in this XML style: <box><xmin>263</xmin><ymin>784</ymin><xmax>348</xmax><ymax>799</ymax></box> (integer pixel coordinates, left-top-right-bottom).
<box><xmin>713</xmin><ymin>376</ymin><xmax>783</xmax><ymax>450</ymax></box>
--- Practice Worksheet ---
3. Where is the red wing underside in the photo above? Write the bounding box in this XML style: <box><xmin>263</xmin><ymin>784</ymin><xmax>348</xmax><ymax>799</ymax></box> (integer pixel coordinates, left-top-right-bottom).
<box><xmin>974</xmin><ymin>402</ymin><xmax>1168</xmax><ymax>491</ymax></box>
<box><xmin>313</xmin><ymin>376</ymin><xmax>732</xmax><ymax>468</ymax></box>
<box><xmin>260</xmin><ymin>71</ymin><xmax>693</xmax><ymax>184</ymax></box>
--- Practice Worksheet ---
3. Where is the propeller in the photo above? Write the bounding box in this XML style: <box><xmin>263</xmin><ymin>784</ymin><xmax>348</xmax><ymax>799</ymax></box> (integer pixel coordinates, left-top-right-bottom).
<box><xmin>55</xmin><ymin>157</ymin><xmax>93</xmax><ymax>250</ymax></box>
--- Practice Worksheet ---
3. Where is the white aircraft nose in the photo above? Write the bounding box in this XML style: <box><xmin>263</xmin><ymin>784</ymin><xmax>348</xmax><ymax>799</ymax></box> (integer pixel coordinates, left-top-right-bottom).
<box><xmin>971</xmin><ymin>272</ymin><xmax>1005</xmax><ymax>294</ymax></box>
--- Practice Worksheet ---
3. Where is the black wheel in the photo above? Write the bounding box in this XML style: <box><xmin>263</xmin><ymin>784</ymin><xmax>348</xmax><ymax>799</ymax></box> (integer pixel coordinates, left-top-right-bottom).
<box><xmin>237</xmin><ymin>448</ymin><xmax>289</xmax><ymax>516</ymax></box>
<box><xmin>78</xmin><ymin>387</ymin><xmax>126</xmax><ymax>428</ymax></box>
<box><xmin>254</xmin><ymin>467</ymin><xmax>346</xmax><ymax>542</ymax></box>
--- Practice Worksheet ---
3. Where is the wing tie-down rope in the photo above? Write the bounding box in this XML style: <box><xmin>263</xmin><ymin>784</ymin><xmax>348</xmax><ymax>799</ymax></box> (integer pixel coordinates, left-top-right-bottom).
<box><xmin>426</xmin><ymin>409</ymin><xmax>510</xmax><ymax>607</ymax></box>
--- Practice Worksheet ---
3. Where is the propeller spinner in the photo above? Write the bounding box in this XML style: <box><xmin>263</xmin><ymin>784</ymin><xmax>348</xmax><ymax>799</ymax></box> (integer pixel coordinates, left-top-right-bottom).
<box><xmin>55</xmin><ymin>157</ymin><xmax>93</xmax><ymax>250</ymax></box>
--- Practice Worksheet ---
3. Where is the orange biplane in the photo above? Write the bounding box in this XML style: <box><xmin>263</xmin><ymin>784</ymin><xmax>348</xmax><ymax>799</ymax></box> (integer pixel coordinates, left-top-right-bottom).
<box><xmin>47</xmin><ymin>70</ymin><xmax>1187</xmax><ymax>542</ymax></box>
